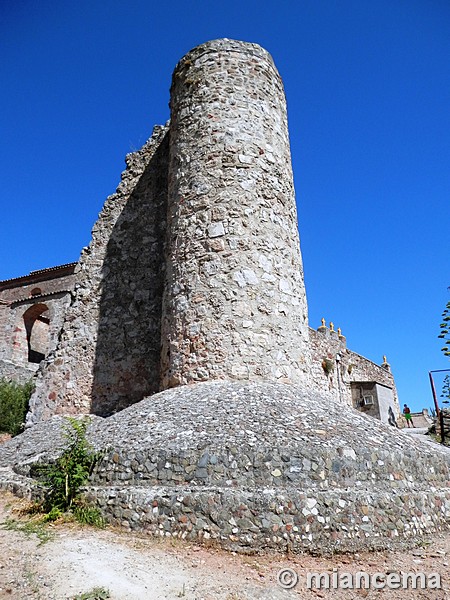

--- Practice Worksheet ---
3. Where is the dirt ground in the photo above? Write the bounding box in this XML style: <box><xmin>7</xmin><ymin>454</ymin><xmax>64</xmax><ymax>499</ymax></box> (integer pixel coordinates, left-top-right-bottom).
<box><xmin>0</xmin><ymin>491</ymin><xmax>449</xmax><ymax>600</ymax></box>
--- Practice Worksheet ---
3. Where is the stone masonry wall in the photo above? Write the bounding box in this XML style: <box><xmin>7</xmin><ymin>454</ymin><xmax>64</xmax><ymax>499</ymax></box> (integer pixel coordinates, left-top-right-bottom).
<box><xmin>309</xmin><ymin>326</ymin><xmax>400</xmax><ymax>418</ymax></box>
<box><xmin>0</xmin><ymin>266</ymin><xmax>76</xmax><ymax>382</ymax></box>
<box><xmin>0</xmin><ymin>360</ymin><xmax>36</xmax><ymax>385</ymax></box>
<box><xmin>22</xmin><ymin>39</ymin><xmax>397</xmax><ymax>425</ymax></box>
<box><xmin>27</xmin><ymin>39</ymin><xmax>311</xmax><ymax>423</ymax></box>
<box><xmin>161</xmin><ymin>39</ymin><xmax>310</xmax><ymax>387</ymax></box>
<box><xmin>7</xmin><ymin>295</ymin><xmax>71</xmax><ymax>366</ymax></box>
<box><xmin>2</xmin><ymin>382</ymin><xmax>449</xmax><ymax>554</ymax></box>
<box><xmin>1</xmin><ymin>37</ymin><xmax>445</xmax><ymax>558</ymax></box>
<box><xmin>26</xmin><ymin>126</ymin><xmax>169</xmax><ymax>424</ymax></box>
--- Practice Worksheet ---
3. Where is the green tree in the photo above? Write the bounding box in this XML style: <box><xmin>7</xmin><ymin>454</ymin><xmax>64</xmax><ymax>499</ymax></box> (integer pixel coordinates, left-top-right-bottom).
<box><xmin>438</xmin><ymin>300</ymin><xmax>450</xmax><ymax>358</ymax></box>
<box><xmin>0</xmin><ymin>379</ymin><xmax>34</xmax><ymax>436</ymax></box>
<box><xmin>441</xmin><ymin>375</ymin><xmax>450</xmax><ymax>405</ymax></box>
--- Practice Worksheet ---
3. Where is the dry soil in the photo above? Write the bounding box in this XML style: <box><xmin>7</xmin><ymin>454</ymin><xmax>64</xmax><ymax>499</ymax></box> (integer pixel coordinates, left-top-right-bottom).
<box><xmin>0</xmin><ymin>491</ymin><xmax>448</xmax><ymax>600</ymax></box>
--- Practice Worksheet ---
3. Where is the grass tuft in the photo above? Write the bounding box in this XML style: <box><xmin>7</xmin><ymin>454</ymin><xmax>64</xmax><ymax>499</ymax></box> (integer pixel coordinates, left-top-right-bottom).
<box><xmin>1</xmin><ymin>516</ymin><xmax>54</xmax><ymax>545</ymax></box>
<box><xmin>72</xmin><ymin>588</ymin><xmax>111</xmax><ymax>600</ymax></box>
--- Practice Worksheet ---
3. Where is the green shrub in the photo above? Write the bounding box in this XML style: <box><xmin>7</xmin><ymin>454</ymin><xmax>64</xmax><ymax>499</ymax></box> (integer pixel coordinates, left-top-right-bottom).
<box><xmin>0</xmin><ymin>378</ymin><xmax>34</xmax><ymax>436</ymax></box>
<box><xmin>27</xmin><ymin>417</ymin><xmax>107</xmax><ymax>528</ymax></box>
<box><xmin>37</xmin><ymin>417</ymin><xmax>100</xmax><ymax>512</ymax></box>
<box><xmin>41</xmin><ymin>506</ymin><xmax>63</xmax><ymax>522</ymax></box>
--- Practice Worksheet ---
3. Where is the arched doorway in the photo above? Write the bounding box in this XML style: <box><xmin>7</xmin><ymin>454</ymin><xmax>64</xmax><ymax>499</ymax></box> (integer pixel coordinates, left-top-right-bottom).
<box><xmin>23</xmin><ymin>303</ymin><xmax>50</xmax><ymax>363</ymax></box>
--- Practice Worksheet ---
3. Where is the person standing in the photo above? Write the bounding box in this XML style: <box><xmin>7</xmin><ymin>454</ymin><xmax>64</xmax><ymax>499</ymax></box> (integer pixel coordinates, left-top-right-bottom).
<box><xmin>403</xmin><ymin>404</ymin><xmax>415</xmax><ymax>428</ymax></box>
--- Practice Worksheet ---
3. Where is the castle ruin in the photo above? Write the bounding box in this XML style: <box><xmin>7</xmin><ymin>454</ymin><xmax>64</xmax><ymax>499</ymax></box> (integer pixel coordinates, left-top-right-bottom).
<box><xmin>1</xmin><ymin>39</ymin><xmax>448</xmax><ymax>555</ymax></box>
<box><xmin>1</xmin><ymin>39</ymin><xmax>398</xmax><ymax>427</ymax></box>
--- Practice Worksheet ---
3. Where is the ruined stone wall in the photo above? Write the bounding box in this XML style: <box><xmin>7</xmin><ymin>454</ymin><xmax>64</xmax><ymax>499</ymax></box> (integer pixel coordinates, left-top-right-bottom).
<box><xmin>0</xmin><ymin>360</ymin><xmax>36</xmax><ymax>384</ymax></box>
<box><xmin>0</xmin><ymin>37</ymin><xmax>441</xmax><ymax>558</ymax></box>
<box><xmin>22</xmin><ymin>40</ymin><xmax>400</xmax><ymax>425</ymax></box>
<box><xmin>0</xmin><ymin>266</ymin><xmax>75</xmax><ymax>383</ymax></box>
<box><xmin>309</xmin><ymin>326</ymin><xmax>400</xmax><ymax>419</ymax></box>
<box><xmin>6</xmin><ymin>296</ymin><xmax>71</xmax><ymax>366</ymax></box>
<box><xmin>26</xmin><ymin>126</ymin><xmax>169</xmax><ymax>425</ymax></box>
<box><xmin>161</xmin><ymin>39</ymin><xmax>310</xmax><ymax>387</ymax></box>
<box><xmin>27</xmin><ymin>39</ymin><xmax>311</xmax><ymax>423</ymax></box>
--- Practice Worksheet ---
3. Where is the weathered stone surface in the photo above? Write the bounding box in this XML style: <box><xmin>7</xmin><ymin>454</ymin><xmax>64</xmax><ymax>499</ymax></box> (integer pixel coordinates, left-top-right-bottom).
<box><xmin>0</xmin><ymin>38</ymin><xmax>433</xmax><ymax>557</ymax></box>
<box><xmin>0</xmin><ymin>264</ymin><xmax>76</xmax><ymax>383</ymax></box>
<box><xmin>0</xmin><ymin>39</ymin><xmax>399</xmax><ymax>427</ymax></box>
<box><xmin>309</xmin><ymin>326</ymin><xmax>399</xmax><ymax>414</ymax></box>
<box><xmin>1</xmin><ymin>381</ymin><xmax>449</xmax><ymax>554</ymax></box>
<box><xmin>26</xmin><ymin>126</ymin><xmax>169</xmax><ymax>423</ymax></box>
<box><xmin>161</xmin><ymin>39</ymin><xmax>310</xmax><ymax>388</ymax></box>
<box><xmin>23</xmin><ymin>39</ymin><xmax>312</xmax><ymax>420</ymax></box>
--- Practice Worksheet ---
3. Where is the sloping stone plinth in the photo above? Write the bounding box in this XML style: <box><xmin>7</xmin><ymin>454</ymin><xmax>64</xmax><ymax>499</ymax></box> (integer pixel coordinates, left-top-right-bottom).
<box><xmin>1</xmin><ymin>381</ymin><xmax>449</xmax><ymax>554</ymax></box>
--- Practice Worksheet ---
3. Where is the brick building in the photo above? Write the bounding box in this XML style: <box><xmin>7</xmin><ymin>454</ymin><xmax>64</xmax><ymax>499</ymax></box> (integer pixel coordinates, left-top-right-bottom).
<box><xmin>0</xmin><ymin>264</ymin><xmax>76</xmax><ymax>383</ymax></box>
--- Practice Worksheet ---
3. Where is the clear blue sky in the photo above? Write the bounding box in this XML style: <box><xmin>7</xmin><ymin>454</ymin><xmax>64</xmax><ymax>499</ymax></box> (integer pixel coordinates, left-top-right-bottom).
<box><xmin>1</xmin><ymin>0</ymin><xmax>449</xmax><ymax>411</ymax></box>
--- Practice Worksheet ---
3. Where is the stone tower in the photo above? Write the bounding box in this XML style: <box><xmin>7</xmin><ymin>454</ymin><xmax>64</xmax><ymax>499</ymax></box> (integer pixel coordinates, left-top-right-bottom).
<box><xmin>27</xmin><ymin>39</ymin><xmax>310</xmax><ymax>424</ymax></box>
<box><xmin>161</xmin><ymin>39</ymin><xmax>310</xmax><ymax>387</ymax></box>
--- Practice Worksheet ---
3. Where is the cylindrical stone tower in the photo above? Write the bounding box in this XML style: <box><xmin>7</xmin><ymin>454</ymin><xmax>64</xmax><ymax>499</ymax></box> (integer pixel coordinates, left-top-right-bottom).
<box><xmin>161</xmin><ymin>39</ymin><xmax>310</xmax><ymax>388</ymax></box>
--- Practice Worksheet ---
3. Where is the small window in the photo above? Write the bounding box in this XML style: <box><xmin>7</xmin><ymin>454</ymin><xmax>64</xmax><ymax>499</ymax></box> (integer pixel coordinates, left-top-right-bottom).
<box><xmin>362</xmin><ymin>395</ymin><xmax>374</xmax><ymax>406</ymax></box>
<box><xmin>30</xmin><ymin>288</ymin><xmax>42</xmax><ymax>297</ymax></box>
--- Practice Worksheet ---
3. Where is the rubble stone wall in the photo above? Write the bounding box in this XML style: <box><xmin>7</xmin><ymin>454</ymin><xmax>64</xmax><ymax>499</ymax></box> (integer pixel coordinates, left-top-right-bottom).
<box><xmin>86</xmin><ymin>486</ymin><xmax>450</xmax><ymax>554</ymax></box>
<box><xmin>26</xmin><ymin>126</ymin><xmax>169</xmax><ymax>424</ymax></box>
<box><xmin>27</xmin><ymin>39</ymin><xmax>311</xmax><ymax>423</ymax></box>
<box><xmin>0</xmin><ymin>267</ymin><xmax>75</xmax><ymax>381</ymax></box>
<box><xmin>1</xmin><ymin>381</ymin><xmax>449</xmax><ymax>554</ymax></box>
<box><xmin>309</xmin><ymin>326</ymin><xmax>400</xmax><ymax>419</ymax></box>
<box><xmin>7</xmin><ymin>295</ymin><xmax>71</xmax><ymax>367</ymax></box>
<box><xmin>161</xmin><ymin>39</ymin><xmax>310</xmax><ymax>387</ymax></box>
<box><xmin>0</xmin><ymin>359</ymin><xmax>36</xmax><ymax>384</ymax></box>
<box><xmin>22</xmin><ymin>39</ymin><xmax>398</xmax><ymax>426</ymax></box>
